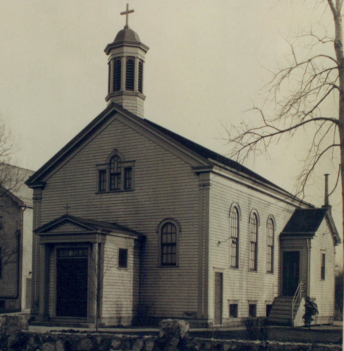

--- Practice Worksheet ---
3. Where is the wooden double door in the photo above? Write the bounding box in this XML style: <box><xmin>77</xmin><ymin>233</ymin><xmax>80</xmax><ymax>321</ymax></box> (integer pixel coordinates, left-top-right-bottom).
<box><xmin>56</xmin><ymin>249</ymin><xmax>88</xmax><ymax>318</ymax></box>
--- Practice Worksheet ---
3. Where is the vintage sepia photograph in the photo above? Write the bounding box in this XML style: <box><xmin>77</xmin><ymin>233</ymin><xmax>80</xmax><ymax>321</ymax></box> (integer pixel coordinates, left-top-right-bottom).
<box><xmin>0</xmin><ymin>1</ymin><xmax>342</xmax><ymax>349</ymax></box>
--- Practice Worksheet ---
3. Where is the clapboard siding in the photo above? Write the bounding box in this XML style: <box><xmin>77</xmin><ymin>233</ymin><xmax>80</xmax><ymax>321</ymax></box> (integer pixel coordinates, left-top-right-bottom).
<box><xmin>310</xmin><ymin>220</ymin><xmax>335</xmax><ymax>323</ymax></box>
<box><xmin>38</xmin><ymin>117</ymin><xmax>200</xmax><ymax>319</ymax></box>
<box><xmin>208</xmin><ymin>173</ymin><xmax>299</xmax><ymax>320</ymax></box>
<box><xmin>101</xmin><ymin>238</ymin><xmax>139</xmax><ymax>323</ymax></box>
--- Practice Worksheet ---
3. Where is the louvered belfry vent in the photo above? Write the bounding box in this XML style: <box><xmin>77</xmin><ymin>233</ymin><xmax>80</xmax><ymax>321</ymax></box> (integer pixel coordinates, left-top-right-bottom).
<box><xmin>138</xmin><ymin>61</ymin><xmax>143</xmax><ymax>93</ymax></box>
<box><xmin>126</xmin><ymin>58</ymin><xmax>135</xmax><ymax>91</ymax></box>
<box><xmin>108</xmin><ymin>61</ymin><xmax>112</xmax><ymax>93</ymax></box>
<box><xmin>114</xmin><ymin>60</ymin><xmax>121</xmax><ymax>92</ymax></box>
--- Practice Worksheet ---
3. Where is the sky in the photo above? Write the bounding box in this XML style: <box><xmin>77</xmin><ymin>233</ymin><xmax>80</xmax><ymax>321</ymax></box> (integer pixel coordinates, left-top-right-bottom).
<box><xmin>0</xmin><ymin>0</ymin><xmax>342</xmax><ymax>263</ymax></box>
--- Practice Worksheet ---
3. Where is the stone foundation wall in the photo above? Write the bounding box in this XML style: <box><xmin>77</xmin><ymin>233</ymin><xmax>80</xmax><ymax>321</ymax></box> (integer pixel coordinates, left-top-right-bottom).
<box><xmin>0</xmin><ymin>315</ymin><xmax>342</xmax><ymax>351</ymax></box>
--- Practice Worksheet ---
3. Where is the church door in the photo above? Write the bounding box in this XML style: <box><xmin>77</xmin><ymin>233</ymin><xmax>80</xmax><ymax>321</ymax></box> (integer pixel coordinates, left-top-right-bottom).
<box><xmin>56</xmin><ymin>248</ymin><xmax>88</xmax><ymax>318</ymax></box>
<box><xmin>214</xmin><ymin>272</ymin><xmax>223</xmax><ymax>325</ymax></box>
<box><xmin>282</xmin><ymin>251</ymin><xmax>300</xmax><ymax>296</ymax></box>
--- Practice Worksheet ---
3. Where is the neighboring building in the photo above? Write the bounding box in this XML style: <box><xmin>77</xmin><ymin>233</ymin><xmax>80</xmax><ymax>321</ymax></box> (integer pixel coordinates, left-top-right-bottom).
<box><xmin>26</xmin><ymin>8</ymin><xmax>340</xmax><ymax>327</ymax></box>
<box><xmin>0</xmin><ymin>164</ymin><xmax>34</xmax><ymax>312</ymax></box>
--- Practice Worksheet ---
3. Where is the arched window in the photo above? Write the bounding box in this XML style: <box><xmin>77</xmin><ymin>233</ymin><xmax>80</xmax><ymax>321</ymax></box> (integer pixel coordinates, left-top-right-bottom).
<box><xmin>161</xmin><ymin>222</ymin><xmax>177</xmax><ymax>266</ymax></box>
<box><xmin>126</xmin><ymin>58</ymin><xmax>135</xmax><ymax>91</ymax></box>
<box><xmin>230</xmin><ymin>207</ymin><xmax>239</xmax><ymax>268</ymax></box>
<box><xmin>110</xmin><ymin>155</ymin><xmax>121</xmax><ymax>190</ymax></box>
<box><xmin>138</xmin><ymin>61</ymin><xmax>143</xmax><ymax>93</ymax></box>
<box><xmin>266</xmin><ymin>218</ymin><xmax>274</xmax><ymax>273</ymax></box>
<box><xmin>114</xmin><ymin>59</ymin><xmax>121</xmax><ymax>92</ymax></box>
<box><xmin>249</xmin><ymin>213</ymin><xmax>258</xmax><ymax>271</ymax></box>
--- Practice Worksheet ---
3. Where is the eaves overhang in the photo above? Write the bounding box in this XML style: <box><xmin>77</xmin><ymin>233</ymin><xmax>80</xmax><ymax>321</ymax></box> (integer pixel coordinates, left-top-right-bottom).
<box><xmin>280</xmin><ymin>232</ymin><xmax>316</xmax><ymax>240</ymax></box>
<box><xmin>104</xmin><ymin>41</ymin><xmax>149</xmax><ymax>54</ymax></box>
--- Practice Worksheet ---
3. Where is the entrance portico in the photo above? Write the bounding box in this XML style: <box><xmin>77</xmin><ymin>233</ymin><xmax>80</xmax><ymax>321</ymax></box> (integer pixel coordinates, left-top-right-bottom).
<box><xmin>34</xmin><ymin>214</ymin><xmax>144</xmax><ymax>325</ymax></box>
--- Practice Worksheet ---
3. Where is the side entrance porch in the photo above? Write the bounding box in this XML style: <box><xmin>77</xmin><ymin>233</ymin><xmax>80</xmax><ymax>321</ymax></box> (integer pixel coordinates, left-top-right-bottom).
<box><xmin>269</xmin><ymin>208</ymin><xmax>340</xmax><ymax>326</ymax></box>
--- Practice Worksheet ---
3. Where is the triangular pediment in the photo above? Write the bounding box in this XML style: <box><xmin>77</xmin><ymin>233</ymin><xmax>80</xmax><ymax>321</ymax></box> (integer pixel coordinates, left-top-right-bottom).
<box><xmin>26</xmin><ymin>103</ymin><xmax>210</xmax><ymax>187</ymax></box>
<box><xmin>43</xmin><ymin>221</ymin><xmax>92</xmax><ymax>234</ymax></box>
<box><xmin>36</xmin><ymin>217</ymin><xmax>96</xmax><ymax>235</ymax></box>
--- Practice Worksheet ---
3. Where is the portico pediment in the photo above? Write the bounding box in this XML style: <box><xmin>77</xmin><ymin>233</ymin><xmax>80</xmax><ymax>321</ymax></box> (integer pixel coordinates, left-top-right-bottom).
<box><xmin>38</xmin><ymin>220</ymin><xmax>94</xmax><ymax>234</ymax></box>
<box><xmin>34</xmin><ymin>214</ymin><xmax>144</xmax><ymax>239</ymax></box>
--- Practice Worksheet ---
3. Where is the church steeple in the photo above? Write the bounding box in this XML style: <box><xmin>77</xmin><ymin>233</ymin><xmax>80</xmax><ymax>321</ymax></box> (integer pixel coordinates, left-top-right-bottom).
<box><xmin>105</xmin><ymin>4</ymin><xmax>149</xmax><ymax>118</ymax></box>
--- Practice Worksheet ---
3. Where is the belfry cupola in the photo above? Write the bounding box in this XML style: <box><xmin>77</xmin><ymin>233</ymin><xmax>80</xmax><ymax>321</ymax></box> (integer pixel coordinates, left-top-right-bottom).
<box><xmin>105</xmin><ymin>4</ymin><xmax>149</xmax><ymax>118</ymax></box>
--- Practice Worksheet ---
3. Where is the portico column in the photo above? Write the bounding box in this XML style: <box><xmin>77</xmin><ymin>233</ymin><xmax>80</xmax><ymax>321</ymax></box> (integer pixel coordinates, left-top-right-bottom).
<box><xmin>31</xmin><ymin>186</ymin><xmax>43</xmax><ymax>314</ymax></box>
<box><xmin>38</xmin><ymin>244</ymin><xmax>49</xmax><ymax>320</ymax></box>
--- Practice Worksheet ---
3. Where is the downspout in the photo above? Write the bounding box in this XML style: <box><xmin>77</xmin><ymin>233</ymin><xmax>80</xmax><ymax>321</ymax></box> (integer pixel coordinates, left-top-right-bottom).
<box><xmin>0</xmin><ymin>205</ymin><xmax>26</xmax><ymax>301</ymax></box>
<box><xmin>306</xmin><ymin>238</ymin><xmax>311</xmax><ymax>297</ymax></box>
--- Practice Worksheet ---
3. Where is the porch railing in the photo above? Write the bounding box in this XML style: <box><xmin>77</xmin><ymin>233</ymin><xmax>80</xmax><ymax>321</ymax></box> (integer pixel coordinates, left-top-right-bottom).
<box><xmin>291</xmin><ymin>281</ymin><xmax>303</xmax><ymax>324</ymax></box>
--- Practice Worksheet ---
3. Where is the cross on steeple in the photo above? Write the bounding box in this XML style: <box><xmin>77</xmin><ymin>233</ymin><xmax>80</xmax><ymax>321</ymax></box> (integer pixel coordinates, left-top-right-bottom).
<box><xmin>64</xmin><ymin>203</ymin><xmax>71</xmax><ymax>214</ymax></box>
<box><xmin>120</xmin><ymin>3</ymin><xmax>134</xmax><ymax>28</ymax></box>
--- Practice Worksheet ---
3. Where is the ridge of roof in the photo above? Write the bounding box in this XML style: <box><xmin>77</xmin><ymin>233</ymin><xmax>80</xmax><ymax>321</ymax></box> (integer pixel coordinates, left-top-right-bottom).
<box><xmin>143</xmin><ymin>119</ymin><xmax>284</xmax><ymax>190</ymax></box>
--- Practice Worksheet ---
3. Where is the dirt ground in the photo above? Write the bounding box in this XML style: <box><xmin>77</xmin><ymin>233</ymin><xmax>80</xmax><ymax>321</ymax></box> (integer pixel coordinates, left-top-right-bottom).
<box><xmin>190</xmin><ymin>323</ymin><xmax>343</xmax><ymax>344</ymax></box>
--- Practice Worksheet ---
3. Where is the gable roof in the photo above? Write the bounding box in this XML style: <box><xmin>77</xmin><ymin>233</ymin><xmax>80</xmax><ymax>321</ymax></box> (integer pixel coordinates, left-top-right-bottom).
<box><xmin>35</xmin><ymin>214</ymin><xmax>144</xmax><ymax>238</ymax></box>
<box><xmin>144</xmin><ymin>119</ymin><xmax>281</xmax><ymax>190</ymax></box>
<box><xmin>25</xmin><ymin>103</ymin><xmax>289</xmax><ymax>195</ymax></box>
<box><xmin>281</xmin><ymin>207</ymin><xmax>341</xmax><ymax>245</ymax></box>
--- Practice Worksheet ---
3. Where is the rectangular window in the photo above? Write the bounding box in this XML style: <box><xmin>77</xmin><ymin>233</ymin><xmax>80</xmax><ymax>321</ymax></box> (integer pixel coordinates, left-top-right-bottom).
<box><xmin>98</xmin><ymin>170</ymin><xmax>106</xmax><ymax>192</ymax></box>
<box><xmin>0</xmin><ymin>300</ymin><xmax>5</xmax><ymax>309</ymax></box>
<box><xmin>249</xmin><ymin>304</ymin><xmax>256</xmax><ymax>317</ymax></box>
<box><xmin>230</xmin><ymin>304</ymin><xmax>238</xmax><ymax>318</ymax></box>
<box><xmin>0</xmin><ymin>217</ymin><xmax>3</xmax><ymax>230</ymax></box>
<box><xmin>124</xmin><ymin>167</ymin><xmax>132</xmax><ymax>190</ymax></box>
<box><xmin>119</xmin><ymin>248</ymin><xmax>128</xmax><ymax>268</ymax></box>
<box><xmin>321</xmin><ymin>253</ymin><xmax>325</xmax><ymax>280</ymax></box>
<box><xmin>0</xmin><ymin>247</ymin><xmax>2</xmax><ymax>278</ymax></box>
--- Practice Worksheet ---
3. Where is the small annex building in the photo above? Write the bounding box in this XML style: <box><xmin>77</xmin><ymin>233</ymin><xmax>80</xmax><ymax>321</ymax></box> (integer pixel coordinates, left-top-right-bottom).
<box><xmin>26</xmin><ymin>7</ymin><xmax>341</xmax><ymax>327</ymax></box>
<box><xmin>0</xmin><ymin>165</ymin><xmax>34</xmax><ymax>313</ymax></box>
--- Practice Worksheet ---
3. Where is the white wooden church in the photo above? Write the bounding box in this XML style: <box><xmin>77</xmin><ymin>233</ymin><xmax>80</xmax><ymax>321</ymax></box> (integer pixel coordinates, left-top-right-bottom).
<box><xmin>26</xmin><ymin>6</ymin><xmax>341</xmax><ymax>327</ymax></box>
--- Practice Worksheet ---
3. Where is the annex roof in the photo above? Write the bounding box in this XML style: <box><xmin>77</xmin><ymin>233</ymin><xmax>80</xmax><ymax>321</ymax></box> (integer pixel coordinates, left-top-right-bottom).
<box><xmin>282</xmin><ymin>208</ymin><xmax>327</xmax><ymax>233</ymax></box>
<box><xmin>281</xmin><ymin>207</ymin><xmax>341</xmax><ymax>245</ymax></box>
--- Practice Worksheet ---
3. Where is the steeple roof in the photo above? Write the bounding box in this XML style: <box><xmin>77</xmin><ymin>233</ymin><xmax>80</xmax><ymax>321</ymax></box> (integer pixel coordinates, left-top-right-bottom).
<box><xmin>114</xmin><ymin>26</ymin><xmax>140</xmax><ymax>44</ymax></box>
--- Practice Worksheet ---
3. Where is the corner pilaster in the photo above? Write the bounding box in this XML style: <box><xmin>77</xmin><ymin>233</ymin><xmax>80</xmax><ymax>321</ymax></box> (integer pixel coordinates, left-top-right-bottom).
<box><xmin>197</xmin><ymin>172</ymin><xmax>211</xmax><ymax>321</ymax></box>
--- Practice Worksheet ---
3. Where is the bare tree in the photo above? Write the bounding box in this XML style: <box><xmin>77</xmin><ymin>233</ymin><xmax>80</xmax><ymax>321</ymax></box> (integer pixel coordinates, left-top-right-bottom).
<box><xmin>226</xmin><ymin>1</ymin><xmax>344</xmax><ymax>247</ymax></box>
<box><xmin>0</xmin><ymin>119</ymin><xmax>30</xmax><ymax>286</ymax></box>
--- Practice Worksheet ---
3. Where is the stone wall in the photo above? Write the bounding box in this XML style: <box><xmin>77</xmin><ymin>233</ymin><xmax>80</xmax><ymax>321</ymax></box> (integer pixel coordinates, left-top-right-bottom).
<box><xmin>0</xmin><ymin>316</ymin><xmax>342</xmax><ymax>351</ymax></box>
